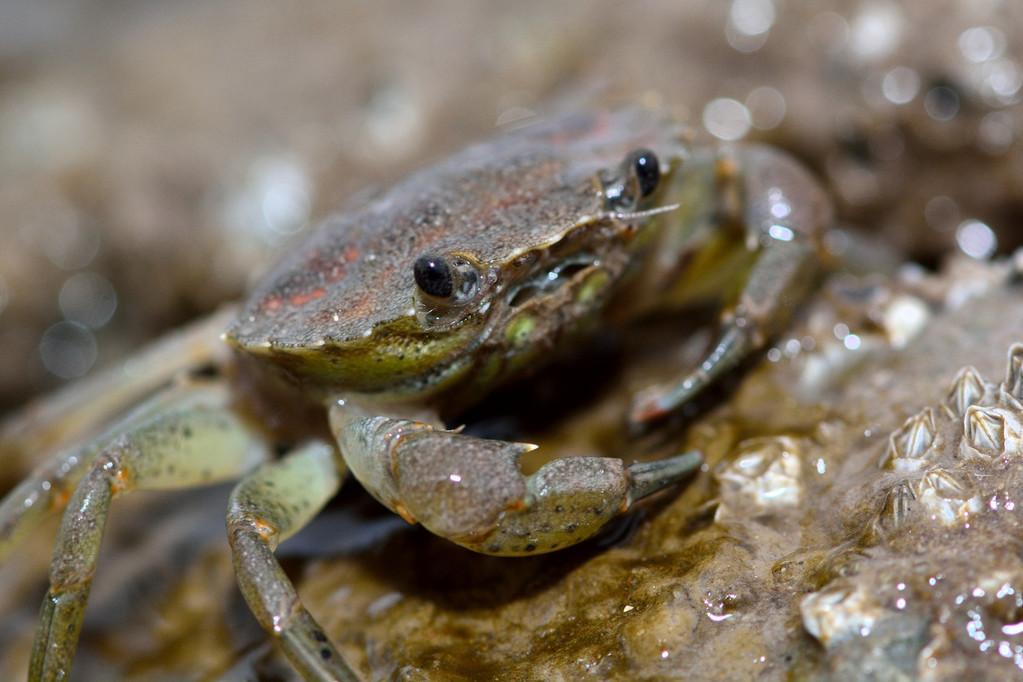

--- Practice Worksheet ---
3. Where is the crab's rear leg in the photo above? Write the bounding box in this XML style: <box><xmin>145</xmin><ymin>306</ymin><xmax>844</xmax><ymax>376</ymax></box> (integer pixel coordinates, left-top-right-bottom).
<box><xmin>0</xmin><ymin>383</ymin><xmax>205</xmax><ymax>562</ymax></box>
<box><xmin>629</xmin><ymin>145</ymin><xmax>829</xmax><ymax>425</ymax></box>
<box><xmin>330</xmin><ymin>404</ymin><xmax>701</xmax><ymax>555</ymax></box>
<box><xmin>226</xmin><ymin>441</ymin><xmax>358</xmax><ymax>682</ymax></box>
<box><xmin>1</xmin><ymin>306</ymin><xmax>233</xmax><ymax>474</ymax></box>
<box><xmin>29</xmin><ymin>381</ymin><xmax>270</xmax><ymax>682</ymax></box>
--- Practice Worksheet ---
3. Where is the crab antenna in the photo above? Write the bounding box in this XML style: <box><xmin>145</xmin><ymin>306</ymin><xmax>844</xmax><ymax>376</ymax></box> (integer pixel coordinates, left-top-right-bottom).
<box><xmin>609</xmin><ymin>202</ymin><xmax>681</xmax><ymax>223</ymax></box>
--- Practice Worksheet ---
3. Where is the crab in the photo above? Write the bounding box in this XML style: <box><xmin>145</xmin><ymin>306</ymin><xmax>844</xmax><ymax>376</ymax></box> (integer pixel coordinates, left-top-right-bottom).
<box><xmin>0</xmin><ymin>107</ymin><xmax>830</xmax><ymax>681</ymax></box>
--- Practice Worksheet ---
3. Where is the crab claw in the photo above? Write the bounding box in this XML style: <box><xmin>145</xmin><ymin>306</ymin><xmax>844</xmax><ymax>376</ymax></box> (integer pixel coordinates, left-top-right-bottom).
<box><xmin>391</xmin><ymin>430</ymin><xmax>535</xmax><ymax>542</ymax></box>
<box><xmin>330</xmin><ymin>402</ymin><xmax>702</xmax><ymax>556</ymax></box>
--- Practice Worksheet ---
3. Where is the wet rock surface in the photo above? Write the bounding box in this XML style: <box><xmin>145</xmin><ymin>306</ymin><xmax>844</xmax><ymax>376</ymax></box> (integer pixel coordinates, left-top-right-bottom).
<box><xmin>0</xmin><ymin>256</ymin><xmax>1016</xmax><ymax>681</ymax></box>
<box><xmin>284</xmin><ymin>258</ymin><xmax>1023</xmax><ymax>681</ymax></box>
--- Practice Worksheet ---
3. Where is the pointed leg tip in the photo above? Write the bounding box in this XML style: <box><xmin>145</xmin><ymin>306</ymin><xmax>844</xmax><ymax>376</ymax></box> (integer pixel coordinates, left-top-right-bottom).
<box><xmin>628</xmin><ymin>391</ymin><xmax>673</xmax><ymax>427</ymax></box>
<box><xmin>281</xmin><ymin>625</ymin><xmax>361</xmax><ymax>682</ymax></box>
<box><xmin>30</xmin><ymin>588</ymin><xmax>88</xmax><ymax>682</ymax></box>
<box><xmin>629</xmin><ymin>373</ymin><xmax>710</xmax><ymax>428</ymax></box>
<box><xmin>628</xmin><ymin>451</ymin><xmax>703</xmax><ymax>501</ymax></box>
<box><xmin>658</xmin><ymin>450</ymin><xmax>704</xmax><ymax>476</ymax></box>
<box><xmin>628</xmin><ymin>404</ymin><xmax>660</xmax><ymax>427</ymax></box>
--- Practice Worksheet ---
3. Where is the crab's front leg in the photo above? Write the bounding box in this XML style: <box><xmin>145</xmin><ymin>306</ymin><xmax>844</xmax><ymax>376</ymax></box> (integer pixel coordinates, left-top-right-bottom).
<box><xmin>226</xmin><ymin>441</ymin><xmax>358</xmax><ymax>682</ymax></box>
<box><xmin>630</xmin><ymin>145</ymin><xmax>830</xmax><ymax>425</ymax></box>
<box><xmin>0</xmin><ymin>383</ymin><xmax>210</xmax><ymax>563</ymax></box>
<box><xmin>329</xmin><ymin>402</ymin><xmax>701</xmax><ymax>555</ymax></box>
<box><xmin>29</xmin><ymin>381</ymin><xmax>270</xmax><ymax>682</ymax></box>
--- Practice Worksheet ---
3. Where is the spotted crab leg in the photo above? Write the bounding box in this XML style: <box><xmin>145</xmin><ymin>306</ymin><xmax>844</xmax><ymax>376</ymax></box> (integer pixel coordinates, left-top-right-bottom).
<box><xmin>329</xmin><ymin>402</ymin><xmax>701</xmax><ymax>555</ymax></box>
<box><xmin>0</xmin><ymin>383</ymin><xmax>200</xmax><ymax>563</ymax></box>
<box><xmin>629</xmin><ymin>145</ymin><xmax>828</xmax><ymax>425</ymax></box>
<box><xmin>226</xmin><ymin>441</ymin><xmax>358</xmax><ymax>682</ymax></box>
<box><xmin>29</xmin><ymin>381</ymin><xmax>269</xmax><ymax>682</ymax></box>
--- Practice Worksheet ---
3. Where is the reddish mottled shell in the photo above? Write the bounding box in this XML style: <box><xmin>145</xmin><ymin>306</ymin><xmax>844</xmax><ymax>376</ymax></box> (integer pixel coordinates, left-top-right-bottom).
<box><xmin>227</xmin><ymin>108</ymin><xmax>685</xmax><ymax>350</ymax></box>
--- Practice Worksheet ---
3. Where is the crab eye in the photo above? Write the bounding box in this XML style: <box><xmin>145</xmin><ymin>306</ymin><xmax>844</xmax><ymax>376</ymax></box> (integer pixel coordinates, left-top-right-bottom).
<box><xmin>601</xmin><ymin>148</ymin><xmax>662</xmax><ymax>212</ymax></box>
<box><xmin>413</xmin><ymin>254</ymin><xmax>482</xmax><ymax>306</ymax></box>
<box><xmin>629</xmin><ymin>149</ymin><xmax>660</xmax><ymax>198</ymax></box>
<box><xmin>414</xmin><ymin>255</ymin><xmax>454</xmax><ymax>298</ymax></box>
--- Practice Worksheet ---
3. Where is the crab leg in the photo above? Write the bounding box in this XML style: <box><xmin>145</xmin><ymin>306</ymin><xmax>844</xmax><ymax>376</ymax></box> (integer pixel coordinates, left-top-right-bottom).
<box><xmin>226</xmin><ymin>441</ymin><xmax>358</xmax><ymax>682</ymax></box>
<box><xmin>0</xmin><ymin>306</ymin><xmax>234</xmax><ymax>475</ymax></box>
<box><xmin>0</xmin><ymin>384</ymin><xmax>200</xmax><ymax>563</ymax></box>
<box><xmin>29</xmin><ymin>382</ymin><xmax>269</xmax><ymax>682</ymax></box>
<box><xmin>329</xmin><ymin>403</ymin><xmax>701</xmax><ymax>556</ymax></box>
<box><xmin>630</xmin><ymin>146</ymin><xmax>827</xmax><ymax>425</ymax></box>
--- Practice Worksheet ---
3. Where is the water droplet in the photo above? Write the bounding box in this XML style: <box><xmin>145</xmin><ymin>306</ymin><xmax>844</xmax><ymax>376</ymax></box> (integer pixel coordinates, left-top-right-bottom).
<box><xmin>924</xmin><ymin>85</ymin><xmax>960</xmax><ymax>122</ymax></box>
<box><xmin>364</xmin><ymin>82</ymin><xmax>423</xmax><ymax>157</ymax></box>
<box><xmin>768</xmin><ymin>224</ymin><xmax>795</xmax><ymax>242</ymax></box>
<box><xmin>1003</xmin><ymin>621</ymin><xmax>1023</xmax><ymax>636</ymax></box>
<box><xmin>767</xmin><ymin>187</ymin><xmax>791</xmax><ymax>217</ymax></box>
<box><xmin>39</xmin><ymin>209</ymin><xmax>101</xmax><ymax>271</ymax></box>
<box><xmin>955</xmin><ymin>219</ymin><xmax>997</xmax><ymax>259</ymax></box>
<box><xmin>924</xmin><ymin>195</ymin><xmax>959</xmax><ymax>232</ymax></box>
<box><xmin>366</xmin><ymin>591</ymin><xmax>403</xmax><ymax>617</ymax></box>
<box><xmin>39</xmin><ymin>321</ymin><xmax>97</xmax><ymax>379</ymax></box>
<box><xmin>849</xmin><ymin>3</ymin><xmax>903</xmax><ymax>62</ymax></box>
<box><xmin>958</xmin><ymin>27</ymin><xmax>1003</xmax><ymax>64</ymax></box>
<box><xmin>224</xmin><ymin>156</ymin><xmax>312</xmax><ymax>246</ymax></box>
<box><xmin>985</xmin><ymin>60</ymin><xmax>1022</xmax><ymax>101</ymax></box>
<box><xmin>884</xmin><ymin>296</ymin><xmax>929</xmax><ymax>348</ymax></box>
<box><xmin>978</xmin><ymin>111</ymin><xmax>1015</xmax><ymax>154</ymax></box>
<box><xmin>261</xmin><ymin>161</ymin><xmax>311</xmax><ymax>236</ymax></box>
<box><xmin>58</xmin><ymin>272</ymin><xmax>117</xmax><ymax>329</ymax></box>
<box><xmin>745</xmin><ymin>86</ymin><xmax>786</xmax><ymax>129</ymax></box>
<box><xmin>729</xmin><ymin>0</ymin><xmax>775</xmax><ymax>36</ymax></box>
<box><xmin>881</xmin><ymin>66</ymin><xmax>920</xmax><ymax>105</ymax></box>
<box><xmin>702</xmin><ymin>98</ymin><xmax>751</xmax><ymax>141</ymax></box>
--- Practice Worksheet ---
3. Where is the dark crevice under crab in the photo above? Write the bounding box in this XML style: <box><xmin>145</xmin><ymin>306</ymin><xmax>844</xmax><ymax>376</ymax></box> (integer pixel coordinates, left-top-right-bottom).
<box><xmin>0</xmin><ymin>108</ymin><xmax>830</xmax><ymax>681</ymax></box>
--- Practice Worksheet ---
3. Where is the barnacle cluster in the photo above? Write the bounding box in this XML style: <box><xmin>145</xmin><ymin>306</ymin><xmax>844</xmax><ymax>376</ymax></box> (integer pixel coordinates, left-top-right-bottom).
<box><xmin>802</xmin><ymin>344</ymin><xmax>1023</xmax><ymax>677</ymax></box>
<box><xmin>875</xmin><ymin>351</ymin><xmax>1023</xmax><ymax>528</ymax></box>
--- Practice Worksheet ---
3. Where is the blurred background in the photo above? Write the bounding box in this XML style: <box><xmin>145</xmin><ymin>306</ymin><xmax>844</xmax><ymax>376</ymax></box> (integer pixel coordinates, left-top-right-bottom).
<box><xmin>2</xmin><ymin>2</ymin><xmax>1023</xmax><ymax>679</ymax></box>
<box><xmin>1</xmin><ymin>0</ymin><xmax>1021</xmax><ymax>415</ymax></box>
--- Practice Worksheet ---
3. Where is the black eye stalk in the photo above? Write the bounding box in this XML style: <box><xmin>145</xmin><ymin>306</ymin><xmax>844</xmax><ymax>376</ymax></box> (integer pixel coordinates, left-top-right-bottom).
<box><xmin>602</xmin><ymin>148</ymin><xmax>661</xmax><ymax>213</ymax></box>
<box><xmin>631</xmin><ymin>149</ymin><xmax>660</xmax><ymax>198</ymax></box>
<box><xmin>413</xmin><ymin>255</ymin><xmax>454</xmax><ymax>298</ymax></box>
<box><xmin>413</xmin><ymin>253</ymin><xmax>482</xmax><ymax>305</ymax></box>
